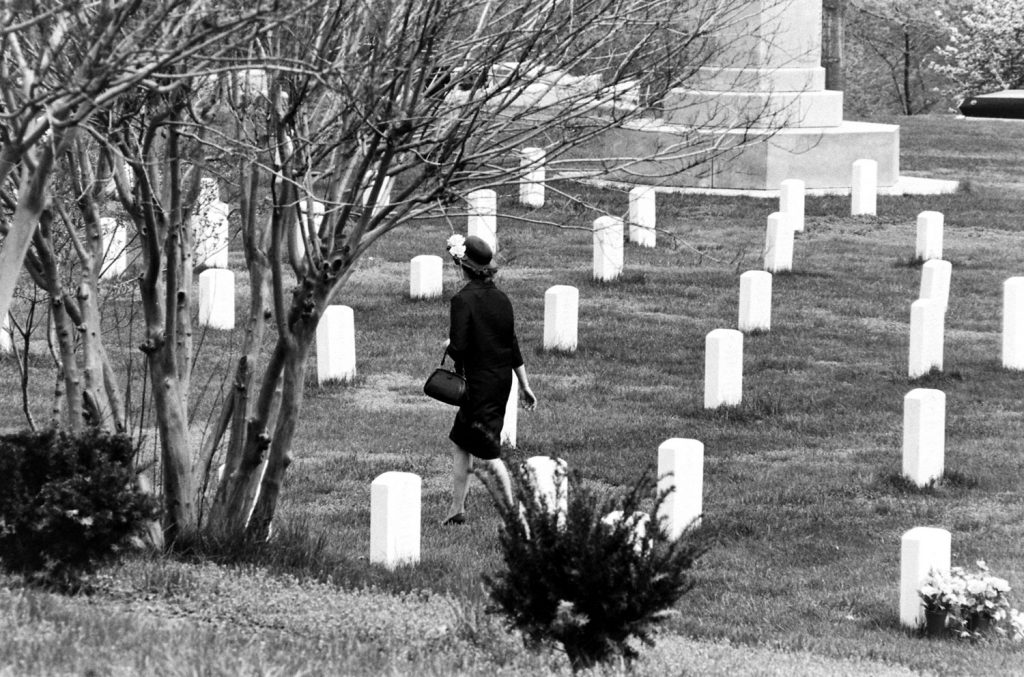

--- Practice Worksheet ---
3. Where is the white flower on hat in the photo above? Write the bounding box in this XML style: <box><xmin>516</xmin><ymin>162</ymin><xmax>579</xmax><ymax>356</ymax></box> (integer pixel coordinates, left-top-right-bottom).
<box><xmin>446</xmin><ymin>233</ymin><xmax>466</xmax><ymax>260</ymax></box>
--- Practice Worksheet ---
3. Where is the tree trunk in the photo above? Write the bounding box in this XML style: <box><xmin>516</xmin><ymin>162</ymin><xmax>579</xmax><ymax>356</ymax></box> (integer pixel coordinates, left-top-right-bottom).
<box><xmin>245</xmin><ymin>328</ymin><xmax>315</xmax><ymax>542</ymax></box>
<box><xmin>902</xmin><ymin>27</ymin><xmax>913</xmax><ymax>115</ymax></box>
<box><xmin>822</xmin><ymin>0</ymin><xmax>846</xmax><ymax>91</ymax></box>
<box><xmin>0</xmin><ymin>132</ymin><xmax>68</xmax><ymax>324</ymax></box>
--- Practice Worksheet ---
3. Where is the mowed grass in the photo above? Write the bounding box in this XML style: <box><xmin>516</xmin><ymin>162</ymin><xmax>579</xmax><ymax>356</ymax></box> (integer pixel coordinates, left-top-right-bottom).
<box><xmin>2</xmin><ymin>114</ymin><xmax>1024</xmax><ymax>675</ymax></box>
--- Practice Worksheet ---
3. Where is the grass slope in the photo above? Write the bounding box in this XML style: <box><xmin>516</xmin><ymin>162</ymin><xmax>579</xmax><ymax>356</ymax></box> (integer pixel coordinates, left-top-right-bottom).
<box><xmin>2</xmin><ymin>114</ymin><xmax>1024</xmax><ymax>675</ymax></box>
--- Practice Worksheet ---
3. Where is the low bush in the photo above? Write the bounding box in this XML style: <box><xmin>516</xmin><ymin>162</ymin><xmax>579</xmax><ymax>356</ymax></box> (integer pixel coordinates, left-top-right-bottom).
<box><xmin>0</xmin><ymin>428</ymin><xmax>160</xmax><ymax>590</ymax></box>
<box><xmin>484</xmin><ymin>462</ymin><xmax>711</xmax><ymax>671</ymax></box>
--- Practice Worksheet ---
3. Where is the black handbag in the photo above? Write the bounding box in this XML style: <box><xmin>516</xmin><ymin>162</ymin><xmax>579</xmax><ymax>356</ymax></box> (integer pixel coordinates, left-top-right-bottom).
<box><xmin>423</xmin><ymin>349</ymin><xmax>466</xmax><ymax>406</ymax></box>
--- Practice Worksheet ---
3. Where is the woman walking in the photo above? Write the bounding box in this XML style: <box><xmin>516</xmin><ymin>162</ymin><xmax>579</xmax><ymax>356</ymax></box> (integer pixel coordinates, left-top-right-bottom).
<box><xmin>443</xmin><ymin>234</ymin><xmax>537</xmax><ymax>525</ymax></box>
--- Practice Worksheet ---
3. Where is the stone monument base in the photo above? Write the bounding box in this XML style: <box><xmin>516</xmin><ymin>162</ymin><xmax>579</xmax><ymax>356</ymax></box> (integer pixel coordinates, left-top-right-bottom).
<box><xmin>564</xmin><ymin>118</ymin><xmax>899</xmax><ymax>191</ymax></box>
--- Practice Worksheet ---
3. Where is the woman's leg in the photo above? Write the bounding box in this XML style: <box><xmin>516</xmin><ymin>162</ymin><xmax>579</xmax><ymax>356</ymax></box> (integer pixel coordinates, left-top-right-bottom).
<box><xmin>474</xmin><ymin>458</ymin><xmax>514</xmax><ymax>512</ymax></box>
<box><xmin>447</xmin><ymin>443</ymin><xmax>473</xmax><ymax>520</ymax></box>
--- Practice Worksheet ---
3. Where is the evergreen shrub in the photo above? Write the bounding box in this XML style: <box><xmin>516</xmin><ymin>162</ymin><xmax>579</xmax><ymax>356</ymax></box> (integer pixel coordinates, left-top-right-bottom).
<box><xmin>484</xmin><ymin>463</ymin><xmax>710</xmax><ymax>671</ymax></box>
<box><xmin>0</xmin><ymin>428</ymin><xmax>159</xmax><ymax>590</ymax></box>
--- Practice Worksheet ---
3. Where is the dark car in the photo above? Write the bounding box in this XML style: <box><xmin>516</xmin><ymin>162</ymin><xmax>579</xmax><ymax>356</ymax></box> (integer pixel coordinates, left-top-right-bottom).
<box><xmin>959</xmin><ymin>90</ymin><xmax>1024</xmax><ymax>119</ymax></box>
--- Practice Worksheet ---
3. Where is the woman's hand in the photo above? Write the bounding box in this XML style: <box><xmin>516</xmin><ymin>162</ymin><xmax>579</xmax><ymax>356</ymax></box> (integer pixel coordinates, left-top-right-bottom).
<box><xmin>520</xmin><ymin>382</ymin><xmax>537</xmax><ymax>410</ymax></box>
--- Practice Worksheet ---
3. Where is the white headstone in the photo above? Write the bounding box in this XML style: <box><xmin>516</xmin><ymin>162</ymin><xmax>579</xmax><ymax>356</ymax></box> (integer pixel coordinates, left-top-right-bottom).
<box><xmin>316</xmin><ymin>305</ymin><xmax>357</xmax><ymax>384</ymax></box>
<box><xmin>657</xmin><ymin>438</ymin><xmax>704</xmax><ymax>538</ymax></box>
<box><xmin>628</xmin><ymin>186</ymin><xmax>656</xmax><ymax>247</ymax></box>
<box><xmin>601</xmin><ymin>510</ymin><xmax>650</xmax><ymax>554</ymax></box>
<box><xmin>1003</xmin><ymin>277</ymin><xmax>1024</xmax><ymax>370</ymax></box>
<box><xmin>501</xmin><ymin>371</ymin><xmax>518</xmax><ymax>448</ymax></box>
<box><xmin>915</xmin><ymin>211</ymin><xmax>944</xmax><ymax>261</ymax></box>
<box><xmin>543</xmin><ymin>285</ymin><xmax>579</xmax><ymax>352</ymax></box>
<box><xmin>704</xmin><ymin>328</ymin><xmax>743</xmax><ymax>408</ymax></box>
<box><xmin>593</xmin><ymin>216</ymin><xmax>624</xmax><ymax>282</ymax></box>
<box><xmin>779</xmin><ymin>179</ymin><xmax>805</xmax><ymax>232</ymax></box>
<box><xmin>409</xmin><ymin>255</ymin><xmax>443</xmax><ymax>300</ymax></box>
<box><xmin>851</xmin><ymin>159</ymin><xmax>878</xmax><ymax>216</ymax></box>
<box><xmin>763</xmin><ymin>212</ymin><xmax>793</xmax><ymax>274</ymax></box>
<box><xmin>0</xmin><ymin>314</ymin><xmax>11</xmax><ymax>354</ymax></box>
<box><xmin>524</xmin><ymin>456</ymin><xmax>568</xmax><ymax>527</ymax></box>
<box><xmin>363</xmin><ymin>173</ymin><xmax>394</xmax><ymax>218</ymax></box>
<box><xmin>100</xmin><ymin>217</ymin><xmax>127</xmax><ymax>279</ymax></box>
<box><xmin>295</xmin><ymin>199</ymin><xmax>325</xmax><ymax>263</ymax></box>
<box><xmin>198</xmin><ymin>269</ymin><xmax>235</xmax><ymax>330</ymax></box>
<box><xmin>900</xmin><ymin>527</ymin><xmax>951</xmax><ymax>629</ymax></box>
<box><xmin>196</xmin><ymin>178</ymin><xmax>230</xmax><ymax>268</ymax></box>
<box><xmin>370</xmin><ymin>471</ymin><xmax>421</xmax><ymax>570</ymax></box>
<box><xmin>902</xmin><ymin>389</ymin><xmax>945</xmax><ymax>487</ymax></box>
<box><xmin>919</xmin><ymin>260</ymin><xmax>951</xmax><ymax>312</ymax></box>
<box><xmin>738</xmin><ymin>270</ymin><xmax>772</xmax><ymax>333</ymax></box>
<box><xmin>909</xmin><ymin>299</ymin><xmax>944</xmax><ymax>379</ymax></box>
<box><xmin>519</xmin><ymin>147</ymin><xmax>545</xmax><ymax>208</ymax></box>
<box><xmin>467</xmin><ymin>189</ymin><xmax>497</xmax><ymax>253</ymax></box>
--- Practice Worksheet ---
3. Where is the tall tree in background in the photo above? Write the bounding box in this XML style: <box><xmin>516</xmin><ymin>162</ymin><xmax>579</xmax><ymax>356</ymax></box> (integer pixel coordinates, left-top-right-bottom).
<box><xmin>844</xmin><ymin>0</ymin><xmax>958</xmax><ymax>115</ymax></box>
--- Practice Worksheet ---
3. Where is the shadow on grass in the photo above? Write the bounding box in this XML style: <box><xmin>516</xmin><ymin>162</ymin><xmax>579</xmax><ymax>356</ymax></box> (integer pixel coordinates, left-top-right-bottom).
<box><xmin>691</xmin><ymin>395</ymin><xmax>785</xmax><ymax>423</ymax></box>
<box><xmin>588</xmin><ymin>271</ymin><xmax>648</xmax><ymax>288</ymax></box>
<box><xmin>771</xmin><ymin>269</ymin><xmax>833</xmax><ymax>279</ymax></box>
<box><xmin>893</xmin><ymin>255</ymin><xmax>925</xmax><ymax>269</ymax></box>
<box><xmin>905</xmin><ymin>367</ymin><xmax>965</xmax><ymax>387</ymax></box>
<box><xmin>179</xmin><ymin>517</ymin><xmax>443</xmax><ymax>595</ymax></box>
<box><xmin>879</xmin><ymin>469</ymin><xmax>981</xmax><ymax>496</ymax></box>
<box><xmin>304</xmin><ymin>374</ymin><xmax>367</xmax><ymax>392</ymax></box>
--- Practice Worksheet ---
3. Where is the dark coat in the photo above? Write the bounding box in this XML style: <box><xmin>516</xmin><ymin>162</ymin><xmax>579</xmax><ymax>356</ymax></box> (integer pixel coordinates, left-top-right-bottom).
<box><xmin>447</xmin><ymin>278</ymin><xmax>523</xmax><ymax>459</ymax></box>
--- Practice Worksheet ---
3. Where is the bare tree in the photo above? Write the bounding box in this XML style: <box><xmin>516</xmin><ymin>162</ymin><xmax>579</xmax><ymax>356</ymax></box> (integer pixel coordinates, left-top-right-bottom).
<box><xmin>0</xmin><ymin>0</ymin><xmax>281</xmax><ymax>326</ymax></box>
<box><xmin>204</xmin><ymin>0</ymin><xmax>774</xmax><ymax>542</ymax></box>
<box><xmin>5</xmin><ymin>0</ymin><xmax>789</xmax><ymax>544</ymax></box>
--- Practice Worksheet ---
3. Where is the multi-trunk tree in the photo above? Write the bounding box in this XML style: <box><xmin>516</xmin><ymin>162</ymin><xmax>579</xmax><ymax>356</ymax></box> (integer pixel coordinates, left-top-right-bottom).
<box><xmin>2</xmin><ymin>0</ymin><xmax>790</xmax><ymax>544</ymax></box>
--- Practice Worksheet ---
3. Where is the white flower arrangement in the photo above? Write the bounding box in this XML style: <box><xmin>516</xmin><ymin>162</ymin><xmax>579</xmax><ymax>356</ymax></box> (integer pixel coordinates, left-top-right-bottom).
<box><xmin>446</xmin><ymin>234</ymin><xmax>466</xmax><ymax>261</ymax></box>
<box><xmin>919</xmin><ymin>561</ymin><xmax>1020</xmax><ymax>639</ymax></box>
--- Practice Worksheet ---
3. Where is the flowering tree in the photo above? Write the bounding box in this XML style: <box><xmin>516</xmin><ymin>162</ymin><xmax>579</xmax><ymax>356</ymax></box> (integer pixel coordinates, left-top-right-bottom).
<box><xmin>932</xmin><ymin>0</ymin><xmax>1024</xmax><ymax>97</ymax></box>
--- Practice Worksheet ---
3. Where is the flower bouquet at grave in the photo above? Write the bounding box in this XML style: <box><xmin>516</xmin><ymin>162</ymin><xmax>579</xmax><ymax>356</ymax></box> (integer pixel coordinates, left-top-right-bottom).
<box><xmin>920</xmin><ymin>561</ymin><xmax>1018</xmax><ymax>640</ymax></box>
<box><xmin>950</xmin><ymin>561</ymin><xmax>1013</xmax><ymax>638</ymax></box>
<box><xmin>918</xmin><ymin>567</ymin><xmax>960</xmax><ymax>631</ymax></box>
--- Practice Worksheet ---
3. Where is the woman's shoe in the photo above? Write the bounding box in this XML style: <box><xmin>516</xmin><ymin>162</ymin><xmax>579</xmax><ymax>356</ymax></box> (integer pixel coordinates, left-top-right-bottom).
<box><xmin>441</xmin><ymin>512</ymin><xmax>466</xmax><ymax>526</ymax></box>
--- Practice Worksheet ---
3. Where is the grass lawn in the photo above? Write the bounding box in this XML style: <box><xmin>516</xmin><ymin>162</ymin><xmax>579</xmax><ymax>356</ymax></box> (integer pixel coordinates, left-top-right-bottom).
<box><xmin>2</xmin><ymin>113</ymin><xmax>1024</xmax><ymax>675</ymax></box>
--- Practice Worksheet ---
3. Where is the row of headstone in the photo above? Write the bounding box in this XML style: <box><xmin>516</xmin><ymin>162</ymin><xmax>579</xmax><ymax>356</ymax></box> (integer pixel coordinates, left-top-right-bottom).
<box><xmin>902</xmin><ymin>388</ymin><xmax>945</xmax><ymax>487</ymax></box>
<box><xmin>851</xmin><ymin>159</ymin><xmax>878</xmax><ymax>216</ymax></box>
<box><xmin>900</xmin><ymin>527</ymin><xmax>951</xmax><ymax>629</ymax></box>
<box><xmin>316</xmin><ymin>305</ymin><xmax>357</xmax><ymax>384</ymax></box>
<box><xmin>368</xmin><ymin>439</ymin><xmax>706</xmax><ymax>570</ymax></box>
<box><xmin>1004</xmin><ymin>277</ymin><xmax>1024</xmax><ymax>370</ymax></box>
<box><xmin>763</xmin><ymin>212</ymin><xmax>794</xmax><ymax>274</ymax></box>
<box><xmin>738</xmin><ymin>271</ymin><xmax>772</xmax><ymax>332</ymax></box>
<box><xmin>907</xmin><ymin>211</ymin><xmax>948</xmax><ymax>379</ymax></box>
<box><xmin>519</xmin><ymin>148</ymin><xmax>545</xmax><ymax>208</ymax></box>
<box><xmin>593</xmin><ymin>215</ymin><xmax>624</xmax><ymax>282</ymax></box>
<box><xmin>705</xmin><ymin>329</ymin><xmax>743</xmax><ymax>408</ymax></box>
<box><xmin>0</xmin><ymin>313</ymin><xmax>10</xmax><ymax>354</ymax></box>
<box><xmin>198</xmin><ymin>269</ymin><xmax>235</xmax><ymax>330</ymax></box>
